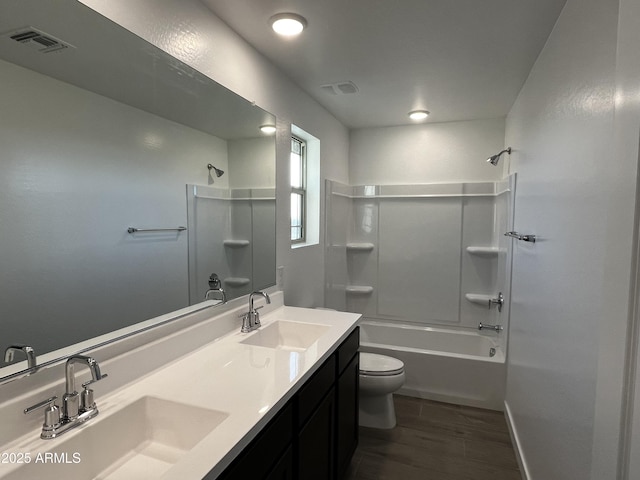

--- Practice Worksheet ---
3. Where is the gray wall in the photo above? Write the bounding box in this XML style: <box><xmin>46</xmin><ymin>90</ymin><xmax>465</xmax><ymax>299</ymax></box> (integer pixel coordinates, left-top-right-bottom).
<box><xmin>504</xmin><ymin>0</ymin><xmax>631</xmax><ymax>478</ymax></box>
<box><xmin>1</xmin><ymin>59</ymin><xmax>229</xmax><ymax>352</ymax></box>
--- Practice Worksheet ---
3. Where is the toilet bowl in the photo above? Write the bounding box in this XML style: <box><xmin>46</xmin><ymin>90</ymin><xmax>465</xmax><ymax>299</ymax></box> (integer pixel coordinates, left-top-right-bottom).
<box><xmin>359</xmin><ymin>352</ymin><xmax>405</xmax><ymax>429</ymax></box>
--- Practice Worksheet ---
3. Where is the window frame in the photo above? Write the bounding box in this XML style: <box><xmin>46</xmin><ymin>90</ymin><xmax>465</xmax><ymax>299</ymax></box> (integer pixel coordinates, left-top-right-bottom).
<box><xmin>290</xmin><ymin>135</ymin><xmax>307</xmax><ymax>244</ymax></box>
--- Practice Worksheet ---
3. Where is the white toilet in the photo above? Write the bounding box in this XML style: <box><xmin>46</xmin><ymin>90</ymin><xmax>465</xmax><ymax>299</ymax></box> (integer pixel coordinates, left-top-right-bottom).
<box><xmin>359</xmin><ymin>352</ymin><xmax>405</xmax><ymax>429</ymax></box>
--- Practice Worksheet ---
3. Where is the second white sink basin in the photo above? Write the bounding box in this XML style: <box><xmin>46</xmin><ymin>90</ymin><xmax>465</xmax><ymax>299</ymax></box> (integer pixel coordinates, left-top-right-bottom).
<box><xmin>240</xmin><ymin>320</ymin><xmax>330</xmax><ymax>351</ymax></box>
<box><xmin>3</xmin><ymin>396</ymin><xmax>228</xmax><ymax>480</ymax></box>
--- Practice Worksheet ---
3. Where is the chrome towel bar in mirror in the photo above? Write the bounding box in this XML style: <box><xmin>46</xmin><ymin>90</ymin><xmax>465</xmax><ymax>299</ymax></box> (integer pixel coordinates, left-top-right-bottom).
<box><xmin>127</xmin><ymin>227</ymin><xmax>187</xmax><ymax>234</ymax></box>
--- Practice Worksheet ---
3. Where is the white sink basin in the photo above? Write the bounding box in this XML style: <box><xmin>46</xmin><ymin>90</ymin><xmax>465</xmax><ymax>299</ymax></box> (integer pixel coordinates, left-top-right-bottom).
<box><xmin>240</xmin><ymin>320</ymin><xmax>330</xmax><ymax>351</ymax></box>
<box><xmin>3</xmin><ymin>396</ymin><xmax>228</xmax><ymax>480</ymax></box>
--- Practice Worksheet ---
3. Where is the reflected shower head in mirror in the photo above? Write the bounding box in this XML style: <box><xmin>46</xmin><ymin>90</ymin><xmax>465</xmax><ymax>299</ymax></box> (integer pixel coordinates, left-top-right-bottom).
<box><xmin>487</xmin><ymin>147</ymin><xmax>511</xmax><ymax>166</ymax></box>
<box><xmin>207</xmin><ymin>164</ymin><xmax>224</xmax><ymax>177</ymax></box>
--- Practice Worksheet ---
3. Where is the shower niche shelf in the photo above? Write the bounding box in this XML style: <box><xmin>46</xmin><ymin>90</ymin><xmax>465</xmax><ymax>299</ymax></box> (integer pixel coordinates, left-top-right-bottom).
<box><xmin>465</xmin><ymin>293</ymin><xmax>492</xmax><ymax>306</ymax></box>
<box><xmin>224</xmin><ymin>277</ymin><xmax>250</xmax><ymax>288</ymax></box>
<box><xmin>346</xmin><ymin>286</ymin><xmax>374</xmax><ymax>296</ymax></box>
<box><xmin>346</xmin><ymin>243</ymin><xmax>375</xmax><ymax>252</ymax></box>
<box><xmin>224</xmin><ymin>239</ymin><xmax>250</xmax><ymax>248</ymax></box>
<box><xmin>466</xmin><ymin>246</ymin><xmax>499</xmax><ymax>257</ymax></box>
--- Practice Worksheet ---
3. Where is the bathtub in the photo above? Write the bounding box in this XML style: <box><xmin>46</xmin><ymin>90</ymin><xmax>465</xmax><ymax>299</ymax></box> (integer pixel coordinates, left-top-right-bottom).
<box><xmin>359</xmin><ymin>320</ymin><xmax>506</xmax><ymax>411</ymax></box>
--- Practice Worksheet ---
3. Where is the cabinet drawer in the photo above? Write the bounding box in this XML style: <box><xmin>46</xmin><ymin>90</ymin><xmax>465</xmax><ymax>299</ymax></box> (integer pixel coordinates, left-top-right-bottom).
<box><xmin>337</xmin><ymin>327</ymin><xmax>359</xmax><ymax>375</ymax></box>
<box><xmin>297</xmin><ymin>355</ymin><xmax>336</xmax><ymax>426</ymax></box>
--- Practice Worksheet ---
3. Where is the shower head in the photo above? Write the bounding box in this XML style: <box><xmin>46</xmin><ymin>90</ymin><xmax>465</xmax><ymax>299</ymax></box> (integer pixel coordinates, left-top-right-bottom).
<box><xmin>487</xmin><ymin>147</ymin><xmax>511</xmax><ymax>166</ymax></box>
<box><xmin>207</xmin><ymin>164</ymin><xmax>224</xmax><ymax>177</ymax></box>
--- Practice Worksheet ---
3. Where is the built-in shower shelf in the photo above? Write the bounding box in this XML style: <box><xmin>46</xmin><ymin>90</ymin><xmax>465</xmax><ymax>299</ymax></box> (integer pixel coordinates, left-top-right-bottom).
<box><xmin>346</xmin><ymin>243</ymin><xmax>375</xmax><ymax>252</ymax></box>
<box><xmin>224</xmin><ymin>239</ymin><xmax>250</xmax><ymax>248</ymax></box>
<box><xmin>224</xmin><ymin>277</ymin><xmax>250</xmax><ymax>287</ymax></box>
<box><xmin>466</xmin><ymin>246</ymin><xmax>499</xmax><ymax>257</ymax></box>
<box><xmin>346</xmin><ymin>286</ymin><xmax>374</xmax><ymax>295</ymax></box>
<box><xmin>465</xmin><ymin>293</ymin><xmax>492</xmax><ymax>306</ymax></box>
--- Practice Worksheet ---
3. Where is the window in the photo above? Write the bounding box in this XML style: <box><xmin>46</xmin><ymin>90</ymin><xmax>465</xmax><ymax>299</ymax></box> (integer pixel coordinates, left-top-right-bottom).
<box><xmin>290</xmin><ymin>136</ymin><xmax>306</xmax><ymax>242</ymax></box>
<box><xmin>290</xmin><ymin>125</ymin><xmax>319</xmax><ymax>248</ymax></box>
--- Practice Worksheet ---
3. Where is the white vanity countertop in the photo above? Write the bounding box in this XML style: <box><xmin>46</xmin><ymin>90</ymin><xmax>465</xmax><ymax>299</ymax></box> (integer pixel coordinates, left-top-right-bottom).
<box><xmin>0</xmin><ymin>303</ymin><xmax>360</xmax><ymax>480</ymax></box>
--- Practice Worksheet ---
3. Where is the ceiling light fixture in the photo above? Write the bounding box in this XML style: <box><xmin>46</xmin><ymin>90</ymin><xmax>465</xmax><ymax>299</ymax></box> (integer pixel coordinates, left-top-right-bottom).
<box><xmin>269</xmin><ymin>13</ymin><xmax>307</xmax><ymax>37</ymax></box>
<box><xmin>408</xmin><ymin>110</ymin><xmax>430</xmax><ymax>121</ymax></box>
<box><xmin>260</xmin><ymin>124</ymin><xmax>276</xmax><ymax>135</ymax></box>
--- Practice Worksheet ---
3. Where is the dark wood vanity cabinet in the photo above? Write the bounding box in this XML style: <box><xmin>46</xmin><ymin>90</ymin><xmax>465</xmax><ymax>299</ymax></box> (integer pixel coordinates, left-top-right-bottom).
<box><xmin>335</xmin><ymin>354</ymin><xmax>359</xmax><ymax>478</ymax></box>
<box><xmin>335</xmin><ymin>329</ymin><xmax>360</xmax><ymax>479</ymax></box>
<box><xmin>297</xmin><ymin>385</ymin><xmax>336</xmax><ymax>480</ymax></box>
<box><xmin>264</xmin><ymin>446</ymin><xmax>294</xmax><ymax>480</ymax></box>
<box><xmin>214</xmin><ymin>326</ymin><xmax>359</xmax><ymax>480</ymax></box>
<box><xmin>215</xmin><ymin>403</ymin><xmax>294</xmax><ymax>480</ymax></box>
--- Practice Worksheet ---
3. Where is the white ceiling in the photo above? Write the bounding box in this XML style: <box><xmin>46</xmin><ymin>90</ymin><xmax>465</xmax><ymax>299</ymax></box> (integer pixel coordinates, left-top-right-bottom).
<box><xmin>202</xmin><ymin>0</ymin><xmax>567</xmax><ymax>129</ymax></box>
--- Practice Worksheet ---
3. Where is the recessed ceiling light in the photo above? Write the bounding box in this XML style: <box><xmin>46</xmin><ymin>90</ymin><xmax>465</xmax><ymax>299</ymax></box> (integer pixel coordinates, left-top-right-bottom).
<box><xmin>260</xmin><ymin>124</ymin><xmax>276</xmax><ymax>135</ymax></box>
<box><xmin>408</xmin><ymin>110</ymin><xmax>430</xmax><ymax>121</ymax></box>
<box><xmin>269</xmin><ymin>13</ymin><xmax>307</xmax><ymax>37</ymax></box>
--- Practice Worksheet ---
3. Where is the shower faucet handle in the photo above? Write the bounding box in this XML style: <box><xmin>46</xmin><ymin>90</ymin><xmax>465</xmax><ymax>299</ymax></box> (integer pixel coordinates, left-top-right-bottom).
<box><xmin>488</xmin><ymin>292</ymin><xmax>504</xmax><ymax>312</ymax></box>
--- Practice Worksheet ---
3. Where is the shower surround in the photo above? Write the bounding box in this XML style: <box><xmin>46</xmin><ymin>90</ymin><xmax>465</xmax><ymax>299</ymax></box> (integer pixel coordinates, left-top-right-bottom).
<box><xmin>325</xmin><ymin>178</ymin><xmax>515</xmax><ymax>408</ymax></box>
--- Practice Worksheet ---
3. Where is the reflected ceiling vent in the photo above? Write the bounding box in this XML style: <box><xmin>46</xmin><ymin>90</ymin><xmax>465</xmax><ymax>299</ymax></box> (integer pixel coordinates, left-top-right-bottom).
<box><xmin>320</xmin><ymin>81</ymin><xmax>359</xmax><ymax>95</ymax></box>
<box><xmin>4</xmin><ymin>27</ymin><xmax>74</xmax><ymax>53</ymax></box>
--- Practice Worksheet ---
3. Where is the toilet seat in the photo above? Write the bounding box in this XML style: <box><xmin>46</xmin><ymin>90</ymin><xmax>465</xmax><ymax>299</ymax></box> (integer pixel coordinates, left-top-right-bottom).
<box><xmin>359</xmin><ymin>352</ymin><xmax>404</xmax><ymax>376</ymax></box>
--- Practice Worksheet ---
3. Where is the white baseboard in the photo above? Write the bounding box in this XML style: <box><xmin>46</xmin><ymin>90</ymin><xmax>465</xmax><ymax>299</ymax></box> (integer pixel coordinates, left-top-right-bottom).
<box><xmin>504</xmin><ymin>400</ymin><xmax>531</xmax><ymax>480</ymax></box>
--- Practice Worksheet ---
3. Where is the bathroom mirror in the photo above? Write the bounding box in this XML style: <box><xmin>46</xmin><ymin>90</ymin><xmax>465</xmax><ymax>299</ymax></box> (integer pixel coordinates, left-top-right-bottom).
<box><xmin>0</xmin><ymin>0</ymin><xmax>276</xmax><ymax>380</ymax></box>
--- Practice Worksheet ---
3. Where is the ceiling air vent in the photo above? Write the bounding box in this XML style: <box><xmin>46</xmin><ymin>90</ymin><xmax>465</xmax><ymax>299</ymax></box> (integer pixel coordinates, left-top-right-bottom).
<box><xmin>5</xmin><ymin>27</ymin><xmax>73</xmax><ymax>53</ymax></box>
<box><xmin>320</xmin><ymin>81</ymin><xmax>359</xmax><ymax>95</ymax></box>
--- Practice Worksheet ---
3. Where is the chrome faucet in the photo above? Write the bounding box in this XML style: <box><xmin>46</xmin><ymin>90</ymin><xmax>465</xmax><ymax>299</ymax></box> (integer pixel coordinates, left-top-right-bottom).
<box><xmin>478</xmin><ymin>323</ymin><xmax>503</xmax><ymax>333</ymax></box>
<box><xmin>204</xmin><ymin>273</ymin><xmax>226</xmax><ymax>304</ymax></box>
<box><xmin>24</xmin><ymin>355</ymin><xmax>107</xmax><ymax>439</ymax></box>
<box><xmin>241</xmin><ymin>291</ymin><xmax>271</xmax><ymax>333</ymax></box>
<box><xmin>63</xmin><ymin>355</ymin><xmax>105</xmax><ymax>421</ymax></box>
<box><xmin>4</xmin><ymin>344</ymin><xmax>37</xmax><ymax>372</ymax></box>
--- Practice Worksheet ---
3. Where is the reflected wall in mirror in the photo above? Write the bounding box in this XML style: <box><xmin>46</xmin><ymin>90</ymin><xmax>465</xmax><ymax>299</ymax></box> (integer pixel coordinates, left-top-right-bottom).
<box><xmin>187</xmin><ymin>185</ymin><xmax>276</xmax><ymax>303</ymax></box>
<box><xmin>0</xmin><ymin>0</ymin><xmax>276</xmax><ymax>379</ymax></box>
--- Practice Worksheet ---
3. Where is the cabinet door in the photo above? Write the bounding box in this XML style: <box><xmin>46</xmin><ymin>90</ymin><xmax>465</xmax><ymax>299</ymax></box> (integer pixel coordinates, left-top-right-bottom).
<box><xmin>336</xmin><ymin>353</ymin><xmax>359</xmax><ymax>479</ymax></box>
<box><xmin>214</xmin><ymin>403</ymin><xmax>293</xmax><ymax>480</ymax></box>
<box><xmin>265</xmin><ymin>446</ymin><xmax>294</xmax><ymax>480</ymax></box>
<box><xmin>297</xmin><ymin>388</ymin><xmax>335</xmax><ymax>480</ymax></box>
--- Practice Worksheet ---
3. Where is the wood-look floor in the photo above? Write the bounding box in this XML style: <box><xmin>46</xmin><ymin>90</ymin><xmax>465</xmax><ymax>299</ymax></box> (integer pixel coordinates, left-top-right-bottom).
<box><xmin>345</xmin><ymin>395</ymin><xmax>521</xmax><ymax>480</ymax></box>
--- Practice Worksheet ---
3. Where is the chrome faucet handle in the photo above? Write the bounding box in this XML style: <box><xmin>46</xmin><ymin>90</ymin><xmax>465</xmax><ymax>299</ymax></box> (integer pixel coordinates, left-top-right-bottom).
<box><xmin>24</xmin><ymin>396</ymin><xmax>61</xmax><ymax>435</ymax></box>
<box><xmin>24</xmin><ymin>396</ymin><xmax>58</xmax><ymax>414</ymax></box>
<box><xmin>253</xmin><ymin>306</ymin><xmax>264</xmax><ymax>326</ymax></box>
<box><xmin>240</xmin><ymin>312</ymin><xmax>252</xmax><ymax>333</ymax></box>
<box><xmin>81</xmin><ymin>374</ymin><xmax>108</xmax><ymax>389</ymax></box>
<box><xmin>488</xmin><ymin>292</ymin><xmax>504</xmax><ymax>312</ymax></box>
<box><xmin>79</xmin><ymin>372</ymin><xmax>108</xmax><ymax>411</ymax></box>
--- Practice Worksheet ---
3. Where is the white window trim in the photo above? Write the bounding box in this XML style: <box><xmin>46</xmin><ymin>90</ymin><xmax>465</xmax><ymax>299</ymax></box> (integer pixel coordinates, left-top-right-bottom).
<box><xmin>291</xmin><ymin>125</ymin><xmax>320</xmax><ymax>249</ymax></box>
